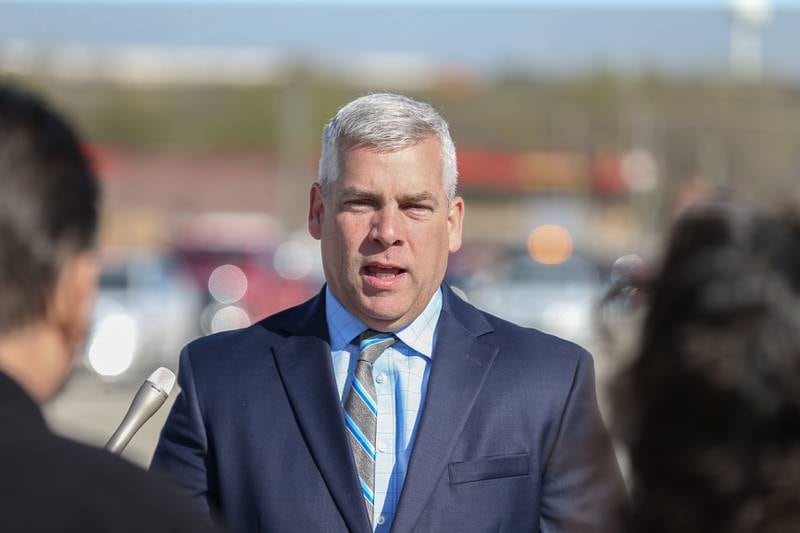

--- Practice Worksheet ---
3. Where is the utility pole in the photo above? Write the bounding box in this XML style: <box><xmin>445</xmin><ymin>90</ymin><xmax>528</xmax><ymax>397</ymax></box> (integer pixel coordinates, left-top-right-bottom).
<box><xmin>275</xmin><ymin>65</ymin><xmax>314</xmax><ymax>231</ymax></box>
<box><xmin>730</xmin><ymin>0</ymin><xmax>771</xmax><ymax>80</ymax></box>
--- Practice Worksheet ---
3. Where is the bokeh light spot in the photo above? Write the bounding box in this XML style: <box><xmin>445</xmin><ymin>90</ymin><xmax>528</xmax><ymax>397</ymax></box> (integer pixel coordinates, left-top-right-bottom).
<box><xmin>208</xmin><ymin>264</ymin><xmax>248</xmax><ymax>304</ymax></box>
<box><xmin>527</xmin><ymin>224</ymin><xmax>573</xmax><ymax>265</ymax></box>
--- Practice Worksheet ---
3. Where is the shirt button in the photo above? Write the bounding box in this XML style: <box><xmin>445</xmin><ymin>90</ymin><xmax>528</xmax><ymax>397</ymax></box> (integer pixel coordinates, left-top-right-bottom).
<box><xmin>375</xmin><ymin>373</ymin><xmax>386</xmax><ymax>384</ymax></box>
<box><xmin>377</xmin><ymin>516</ymin><xmax>386</xmax><ymax>525</ymax></box>
<box><xmin>378</xmin><ymin>441</ymin><xmax>388</xmax><ymax>453</ymax></box>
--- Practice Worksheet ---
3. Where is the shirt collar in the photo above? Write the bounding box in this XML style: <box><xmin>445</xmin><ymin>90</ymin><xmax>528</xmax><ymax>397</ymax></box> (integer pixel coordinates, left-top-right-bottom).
<box><xmin>325</xmin><ymin>285</ymin><xmax>442</xmax><ymax>358</ymax></box>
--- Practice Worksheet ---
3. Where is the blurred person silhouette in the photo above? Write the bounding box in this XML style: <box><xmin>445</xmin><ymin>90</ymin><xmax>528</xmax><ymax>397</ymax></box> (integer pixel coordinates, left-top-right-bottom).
<box><xmin>0</xmin><ymin>84</ymin><xmax>221</xmax><ymax>533</ymax></box>
<box><xmin>610</xmin><ymin>202</ymin><xmax>800</xmax><ymax>533</ymax></box>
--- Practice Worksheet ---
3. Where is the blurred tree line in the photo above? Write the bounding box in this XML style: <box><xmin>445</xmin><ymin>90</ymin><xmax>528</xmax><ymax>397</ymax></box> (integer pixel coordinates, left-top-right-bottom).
<box><xmin>11</xmin><ymin>69</ymin><xmax>800</xmax><ymax>207</ymax></box>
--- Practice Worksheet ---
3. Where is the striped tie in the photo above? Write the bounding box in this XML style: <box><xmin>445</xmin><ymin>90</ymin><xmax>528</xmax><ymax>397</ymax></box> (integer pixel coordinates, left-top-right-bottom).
<box><xmin>344</xmin><ymin>329</ymin><xmax>396</xmax><ymax>524</ymax></box>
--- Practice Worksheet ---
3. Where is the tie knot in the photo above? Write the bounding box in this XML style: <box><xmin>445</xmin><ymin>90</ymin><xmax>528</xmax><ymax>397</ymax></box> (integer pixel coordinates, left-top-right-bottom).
<box><xmin>358</xmin><ymin>329</ymin><xmax>396</xmax><ymax>363</ymax></box>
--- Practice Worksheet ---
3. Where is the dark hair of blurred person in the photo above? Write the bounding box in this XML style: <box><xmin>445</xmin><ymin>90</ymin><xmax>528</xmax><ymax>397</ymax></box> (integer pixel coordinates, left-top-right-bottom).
<box><xmin>0</xmin><ymin>84</ymin><xmax>221</xmax><ymax>533</ymax></box>
<box><xmin>613</xmin><ymin>203</ymin><xmax>800</xmax><ymax>533</ymax></box>
<box><xmin>0</xmin><ymin>83</ymin><xmax>99</xmax><ymax>401</ymax></box>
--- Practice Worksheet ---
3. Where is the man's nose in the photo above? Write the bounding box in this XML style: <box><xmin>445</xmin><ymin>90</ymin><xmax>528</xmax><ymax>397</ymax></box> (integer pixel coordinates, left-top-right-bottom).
<box><xmin>370</xmin><ymin>207</ymin><xmax>403</xmax><ymax>247</ymax></box>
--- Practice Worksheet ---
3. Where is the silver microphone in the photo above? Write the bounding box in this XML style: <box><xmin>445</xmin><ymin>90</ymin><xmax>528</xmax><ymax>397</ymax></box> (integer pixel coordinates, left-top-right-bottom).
<box><xmin>105</xmin><ymin>367</ymin><xmax>176</xmax><ymax>455</ymax></box>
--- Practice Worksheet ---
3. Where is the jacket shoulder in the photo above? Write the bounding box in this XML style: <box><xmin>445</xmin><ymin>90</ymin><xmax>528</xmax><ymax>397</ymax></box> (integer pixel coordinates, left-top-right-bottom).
<box><xmin>477</xmin><ymin>305</ymin><xmax>592</xmax><ymax>369</ymax></box>
<box><xmin>0</xmin><ymin>423</ymin><xmax>217</xmax><ymax>532</ymax></box>
<box><xmin>487</xmin><ymin>310</ymin><xmax>590</xmax><ymax>349</ymax></box>
<box><xmin>177</xmin><ymin>296</ymin><xmax>323</xmax><ymax>381</ymax></box>
<box><xmin>184</xmin><ymin>301</ymin><xmax>304</xmax><ymax>354</ymax></box>
<box><xmin>444</xmin><ymin>284</ymin><xmax>590</xmax><ymax>368</ymax></box>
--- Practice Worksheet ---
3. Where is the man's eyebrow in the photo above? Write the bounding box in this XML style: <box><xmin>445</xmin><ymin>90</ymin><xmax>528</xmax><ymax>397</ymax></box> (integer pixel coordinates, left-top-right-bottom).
<box><xmin>338</xmin><ymin>187</ymin><xmax>381</xmax><ymax>200</ymax></box>
<box><xmin>338</xmin><ymin>187</ymin><xmax>439</xmax><ymax>208</ymax></box>
<box><xmin>400</xmin><ymin>192</ymin><xmax>439</xmax><ymax>207</ymax></box>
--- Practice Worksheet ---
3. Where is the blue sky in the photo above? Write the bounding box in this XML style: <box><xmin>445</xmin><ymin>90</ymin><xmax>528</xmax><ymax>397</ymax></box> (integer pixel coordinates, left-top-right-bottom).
<box><xmin>5</xmin><ymin>0</ymin><xmax>798</xmax><ymax>77</ymax></box>
<box><xmin>241</xmin><ymin>0</ymin><xmax>794</xmax><ymax>3</ymax></box>
<box><xmin>16</xmin><ymin>0</ymin><xmax>800</xmax><ymax>5</ymax></box>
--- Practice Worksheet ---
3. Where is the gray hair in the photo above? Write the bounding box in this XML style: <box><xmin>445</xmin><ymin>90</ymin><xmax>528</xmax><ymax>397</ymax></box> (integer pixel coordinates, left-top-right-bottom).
<box><xmin>318</xmin><ymin>93</ymin><xmax>458</xmax><ymax>203</ymax></box>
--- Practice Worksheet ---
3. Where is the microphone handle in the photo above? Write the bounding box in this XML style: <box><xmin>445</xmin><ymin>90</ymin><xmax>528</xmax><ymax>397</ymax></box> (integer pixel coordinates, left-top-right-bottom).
<box><xmin>105</xmin><ymin>382</ymin><xmax>168</xmax><ymax>455</ymax></box>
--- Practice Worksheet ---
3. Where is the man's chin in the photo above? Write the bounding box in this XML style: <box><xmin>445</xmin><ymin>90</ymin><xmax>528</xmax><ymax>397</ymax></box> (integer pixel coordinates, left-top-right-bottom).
<box><xmin>357</xmin><ymin>304</ymin><xmax>412</xmax><ymax>331</ymax></box>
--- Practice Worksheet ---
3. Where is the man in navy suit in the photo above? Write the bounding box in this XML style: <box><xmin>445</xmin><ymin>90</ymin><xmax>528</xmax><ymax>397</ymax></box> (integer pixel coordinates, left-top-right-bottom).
<box><xmin>152</xmin><ymin>93</ymin><xmax>625</xmax><ymax>532</ymax></box>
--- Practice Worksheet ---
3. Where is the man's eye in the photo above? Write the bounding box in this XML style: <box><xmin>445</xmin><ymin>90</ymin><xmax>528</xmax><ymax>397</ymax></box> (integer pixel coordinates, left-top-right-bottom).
<box><xmin>405</xmin><ymin>204</ymin><xmax>433</xmax><ymax>212</ymax></box>
<box><xmin>345</xmin><ymin>199</ymin><xmax>373</xmax><ymax>209</ymax></box>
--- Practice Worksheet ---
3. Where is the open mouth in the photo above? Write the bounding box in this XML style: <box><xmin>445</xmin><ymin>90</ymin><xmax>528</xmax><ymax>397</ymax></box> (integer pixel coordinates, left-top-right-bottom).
<box><xmin>361</xmin><ymin>264</ymin><xmax>407</xmax><ymax>287</ymax></box>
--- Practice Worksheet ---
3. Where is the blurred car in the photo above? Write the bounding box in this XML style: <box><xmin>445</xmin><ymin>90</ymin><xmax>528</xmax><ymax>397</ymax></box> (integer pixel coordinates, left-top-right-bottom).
<box><xmin>83</xmin><ymin>249</ymin><xmax>202</xmax><ymax>380</ymax></box>
<box><xmin>445</xmin><ymin>240</ymin><xmax>509</xmax><ymax>291</ymax></box>
<box><xmin>462</xmin><ymin>248</ymin><xmax>605</xmax><ymax>347</ymax></box>
<box><xmin>170</xmin><ymin>213</ymin><xmax>323</xmax><ymax>336</ymax></box>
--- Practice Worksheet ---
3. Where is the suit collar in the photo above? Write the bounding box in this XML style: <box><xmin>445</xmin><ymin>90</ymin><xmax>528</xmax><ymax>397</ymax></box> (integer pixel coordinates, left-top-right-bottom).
<box><xmin>274</xmin><ymin>284</ymin><xmax>497</xmax><ymax>533</ymax></box>
<box><xmin>273</xmin><ymin>288</ymin><xmax>372</xmax><ymax>533</ymax></box>
<box><xmin>439</xmin><ymin>283</ymin><xmax>494</xmax><ymax>338</ymax></box>
<box><xmin>278</xmin><ymin>286</ymin><xmax>329</xmax><ymax>340</ymax></box>
<box><xmin>278</xmin><ymin>282</ymin><xmax>492</xmax><ymax>338</ymax></box>
<box><xmin>391</xmin><ymin>285</ymin><xmax>498</xmax><ymax>532</ymax></box>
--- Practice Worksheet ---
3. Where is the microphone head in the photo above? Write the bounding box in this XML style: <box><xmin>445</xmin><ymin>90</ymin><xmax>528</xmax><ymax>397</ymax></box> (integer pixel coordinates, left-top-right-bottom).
<box><xmin>146</xmin><ymin>367</ymin><xmax>176</xmax><ymax>395</ymax></box>
<box><xmin>610</xmin><ymin>254</ymin><xmax>646</xmax><ymax>287</ymax></box>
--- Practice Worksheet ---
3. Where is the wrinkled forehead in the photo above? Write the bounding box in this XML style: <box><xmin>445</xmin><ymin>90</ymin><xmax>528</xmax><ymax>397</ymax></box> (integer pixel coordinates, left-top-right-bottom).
<box><xmin>337</xmin><ymin>139</ymin><xmax>444</xmax><ymax>189</ymax></box>
<box><xmin>336</xmin><ymin>135</ymin><xmax>445</xmax><ymax>175</ymax></box>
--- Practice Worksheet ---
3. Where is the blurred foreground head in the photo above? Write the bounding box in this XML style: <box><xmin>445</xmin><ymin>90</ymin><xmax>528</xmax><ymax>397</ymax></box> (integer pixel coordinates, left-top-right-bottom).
<box><xmin>615</xmin><ymin>203</ymin><xmax>800</xmax><ymax>533</ymax></box>
<box><xmin>0</xmin><ymin>84</ymin><xmax>99</xmax><ymax>402</ymax></box>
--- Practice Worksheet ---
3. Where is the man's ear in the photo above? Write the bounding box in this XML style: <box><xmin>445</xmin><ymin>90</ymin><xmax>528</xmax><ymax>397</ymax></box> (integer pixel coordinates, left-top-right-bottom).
<box><xmin>447</xmin><ymin>196</ymin><xmax>465</xmax><ymax>253</ymax></box>
<box><xmin>49</xmin><ymin>250</ymin><xmax>99</xmax><ymax>355</ymax></box>
<box><xmin>308</xmin><ymin>183</ymin><xmax>325</xmax><ymax>240</ymax></box>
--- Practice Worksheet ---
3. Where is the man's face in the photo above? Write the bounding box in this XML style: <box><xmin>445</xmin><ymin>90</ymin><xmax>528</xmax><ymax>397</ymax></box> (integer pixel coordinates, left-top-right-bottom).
<box><xmin>309</xmin><ymin>136</ymin><xmax>464</xmax><ymax>331</ymax></box>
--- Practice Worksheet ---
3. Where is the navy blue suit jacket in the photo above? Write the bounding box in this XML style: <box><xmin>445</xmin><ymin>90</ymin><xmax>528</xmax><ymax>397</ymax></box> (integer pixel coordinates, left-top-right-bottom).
<box><xmin>151</xmin><ymin>285</ymin><xmax>625</xmax><ymax>532</ymax></box>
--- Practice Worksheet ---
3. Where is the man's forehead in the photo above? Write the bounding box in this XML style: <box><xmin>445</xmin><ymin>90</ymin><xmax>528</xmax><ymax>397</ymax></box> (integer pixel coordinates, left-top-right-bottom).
<box><xmin>330</xmin><ymin>136</ymin><xmax>447</xmax><ymax>199</ymax></box>
<box><xmin>337</xmin><ymin>137</ymin><xmax>442</xmax><ymax>168</ymax></box>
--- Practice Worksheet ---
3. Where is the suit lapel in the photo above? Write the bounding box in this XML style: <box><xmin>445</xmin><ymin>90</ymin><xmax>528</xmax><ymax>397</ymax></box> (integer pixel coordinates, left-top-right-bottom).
<box><xmin>272</xmin><ymin>290</ymin><xmax>372</xmax><ymax>533</ymax></box>
<box><xmin>391</xmin><ymin>287</ymin><xmax>498</xmax><ymax>533</ymax></box>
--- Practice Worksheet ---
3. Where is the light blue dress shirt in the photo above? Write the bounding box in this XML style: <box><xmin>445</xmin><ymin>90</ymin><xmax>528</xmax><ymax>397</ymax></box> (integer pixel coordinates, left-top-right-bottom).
<box><xmin>325</xmin><ymin>286</ymin><xmax>442</xmax><ymax>532</ymax></box>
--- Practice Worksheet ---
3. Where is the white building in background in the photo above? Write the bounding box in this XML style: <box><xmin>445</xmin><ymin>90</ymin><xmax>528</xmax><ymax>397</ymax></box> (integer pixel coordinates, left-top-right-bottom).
<box><xmin>730</xmin><ymin>0</ymin><xmax>772</xmax><ymax>79</ymax></box>
<box><xmin>0</xmin><ymin>41</ymin><xmax>437</xmax><ymax>90</ymax></box>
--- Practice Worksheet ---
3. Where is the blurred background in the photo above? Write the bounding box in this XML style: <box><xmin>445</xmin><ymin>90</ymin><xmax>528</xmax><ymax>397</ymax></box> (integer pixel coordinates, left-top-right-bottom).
<box><xmin>3</xmin><ymin>0</ymin><xmax>798</xmax><ymax>466</ymax></box>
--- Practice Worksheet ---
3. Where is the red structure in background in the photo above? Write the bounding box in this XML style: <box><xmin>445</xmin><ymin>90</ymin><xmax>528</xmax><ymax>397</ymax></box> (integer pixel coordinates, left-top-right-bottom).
<box><xmin>458</xmin><ymin>148</ymin><xmax>627</xmax><ymax>197</ymax></box>
<box><xmin>87</xmin><ymin>143</ymin><xmax>627</xmax><ymax>198</ymax></box>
